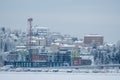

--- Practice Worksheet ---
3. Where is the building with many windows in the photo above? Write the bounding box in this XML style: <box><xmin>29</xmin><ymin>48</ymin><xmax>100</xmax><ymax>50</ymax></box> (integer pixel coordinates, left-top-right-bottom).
<box><xmin>32</xmin><ymin>27</ymin><xmax>49</xmax><ymax>38</ymax></box>
<box><xmin>84</xmin><ymin>34</ymin><xmax>104</xmax><ymax>46</ymax></box>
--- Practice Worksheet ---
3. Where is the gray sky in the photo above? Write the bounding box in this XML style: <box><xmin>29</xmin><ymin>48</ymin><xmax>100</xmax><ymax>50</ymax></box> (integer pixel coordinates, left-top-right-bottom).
<box><xmin>0</xmin><ymin>0</ymin><xmax>120</xmax><ymax>43</ymax></box>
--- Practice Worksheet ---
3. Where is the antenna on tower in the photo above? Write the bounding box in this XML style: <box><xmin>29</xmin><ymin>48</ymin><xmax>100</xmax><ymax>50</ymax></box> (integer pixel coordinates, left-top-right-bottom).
<box><xmin>28</xmin><ymin>18</ymin><xmax>33</xmax><ymax>49</ymax></box>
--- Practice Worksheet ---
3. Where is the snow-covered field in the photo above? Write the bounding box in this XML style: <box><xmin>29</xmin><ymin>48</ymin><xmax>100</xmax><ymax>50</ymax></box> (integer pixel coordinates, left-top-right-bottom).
<box><xmin>0</xmin><ymin>72</ymin><xmax>120</xmax><ymax>80</ymax></box>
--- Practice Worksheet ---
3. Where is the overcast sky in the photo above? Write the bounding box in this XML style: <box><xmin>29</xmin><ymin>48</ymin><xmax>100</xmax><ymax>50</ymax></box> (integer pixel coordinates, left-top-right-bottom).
<box><xmin>0</xmin><ymin>0</ymin><xmax>120</xmax><ymax>43</ymax></box>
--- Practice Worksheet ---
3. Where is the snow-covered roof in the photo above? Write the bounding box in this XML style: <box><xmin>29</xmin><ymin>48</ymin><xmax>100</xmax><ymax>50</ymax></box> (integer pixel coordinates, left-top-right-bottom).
<box><xmin>34</xmin><ymin>27</ymin><xmax>49</xmax><ymax>30</ymax></box>
<box><xmin>54</xmin><ymin>39</ymin><xmax>62</xmax><ymax>42</ymax></box>
<box><xmin>74</xmin><ymin>41</ymin><xmax>83</xmax><ymax>43</ymax></box>
<box><xmin>16</xmin><ymin>46</ymin><xmax>26</xmax><ymax>49</ymax></box>
<box><xmin>61</xmin><ymin>44</ymin><xmax>75</xmax><ymax>48</ymax></box>
<box><xmin>31</xmin><ymin>40</ymin><xmax>36</xmax><ymax>43</ymax></box>
<box><xmin>32</xmin><ymin>36</ymin><xmax>38</xmax><ymax>39</ymax></box>
<box><xmin>84</xmin><ymin>34</ymin><xmax>103</xmax><ymax>37</ymax></box>
<box><xmin>32</xmin><ymin>37</ymin><xmax>45</xmax><ymax>40</ymax></box>
<box><xmin>105</xmin><ymin>43</ymin><xmax>114</xmax><ymax>47</ymax></box>
<box><xmin>16</xmin><ymin>46</ymin><xmax>26</xmax><ymax>48</ymax></box>
<box><xmin>51</xmin><ymin>42</ymin><xmax>60</xmax><ymax>45</ymax></box>
<box><xmin>80</xmin><ymin>55</ymin><xmax>94</xmax><ymax>60</ymax></box>
<box><xmin>10</xmin><ymin>34</ymin><xmax>18</xmax><ymax>39</ymax></box>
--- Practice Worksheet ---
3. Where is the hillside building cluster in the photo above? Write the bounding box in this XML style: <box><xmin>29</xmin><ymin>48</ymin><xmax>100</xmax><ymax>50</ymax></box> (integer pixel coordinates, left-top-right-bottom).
<box><xmin>0</xmin><ymin>19</ymin><xmax>120</xmax><ymax>68</ymax></box>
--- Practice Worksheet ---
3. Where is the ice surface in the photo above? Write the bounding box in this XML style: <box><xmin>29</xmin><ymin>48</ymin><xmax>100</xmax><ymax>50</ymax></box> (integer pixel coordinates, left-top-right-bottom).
<box><xmin>0</xmin><ymin>72</ymin><xmax>120</xmax><ymax>80</ymax></box>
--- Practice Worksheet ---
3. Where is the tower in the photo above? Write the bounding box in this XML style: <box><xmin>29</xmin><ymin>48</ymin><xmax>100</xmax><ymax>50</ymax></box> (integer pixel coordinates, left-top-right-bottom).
<box><xmin>28</xmin><ymin>18</ymin><xmax>33</xmax><ymax>49</ymax></box>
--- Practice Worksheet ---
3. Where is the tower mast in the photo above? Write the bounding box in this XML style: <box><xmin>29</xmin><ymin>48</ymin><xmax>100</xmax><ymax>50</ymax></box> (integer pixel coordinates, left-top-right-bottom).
<box><xmin>28</xmin><ymin>18</ymin><xmax>33</xmax><ymax>49</ymax></box>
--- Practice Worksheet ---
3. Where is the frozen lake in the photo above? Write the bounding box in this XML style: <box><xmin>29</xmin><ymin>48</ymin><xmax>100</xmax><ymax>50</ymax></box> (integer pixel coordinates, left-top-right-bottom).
<box><xmin>0</xmin><ymin>72</ymin><xmax>120</xmax><ymax>80</ymax></box>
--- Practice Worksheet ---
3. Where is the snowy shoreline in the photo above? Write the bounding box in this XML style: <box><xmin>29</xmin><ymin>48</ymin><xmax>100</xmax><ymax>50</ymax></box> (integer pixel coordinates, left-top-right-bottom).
<box><xmin>0</xmin><ymin>72</ymin><xmax>120</xmax><ymax>80</ymax></box>
<box><xmin>1</xmin><ymin>67</ymin><xmax>120</xmax><ymax>73</ymax></box>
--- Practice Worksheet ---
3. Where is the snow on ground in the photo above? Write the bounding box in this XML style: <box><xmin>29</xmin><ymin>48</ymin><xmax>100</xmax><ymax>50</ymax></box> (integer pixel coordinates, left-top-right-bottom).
<box><xmin>0</xmin><ymin>72</ymin><xmax>120</xmax><ymax>80</ymax></box>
